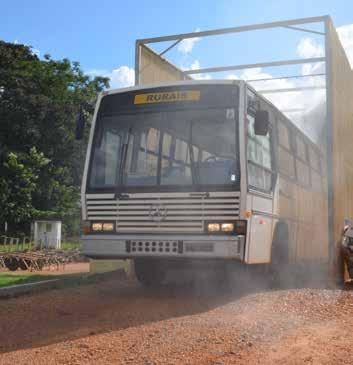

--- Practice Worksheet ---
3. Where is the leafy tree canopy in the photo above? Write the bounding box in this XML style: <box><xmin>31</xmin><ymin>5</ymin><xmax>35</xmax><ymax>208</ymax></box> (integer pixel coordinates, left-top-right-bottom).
<box><xmin>0</xmin><ymin>41</ymin><xmax>109</xmax><ymax>234</ymax></box>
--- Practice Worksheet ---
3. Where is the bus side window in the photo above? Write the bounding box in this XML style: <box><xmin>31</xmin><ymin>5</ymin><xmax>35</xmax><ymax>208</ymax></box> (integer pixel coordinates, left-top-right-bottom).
<box><xmin>277</xmin><ymin>119</ymin><xmax>295</xmax><ymax>179</ymax></box>
<box><xmin>309</xmin><ymin>146</ymin><xmax>322</xmax><ymax>193</ymax></box>
<box><xmin>296</xmin><ymin>135</ymin><xmax>307</xmax><ymax>162</ymax></box>
<box><xmin>309</xmin><ymin>146</ymin><xmax>321</xmax><ymax>173</ymax></box>
<box><xmin>247</xmin><ymin>114</ymin><xmax>273</xmax><ymax>192</ymax></box>
<box><xmin>296</xmin><ymin>159</ymin><xmax>310</xmax><ymax>187</ymax></box>
<box><xmin>295</xmin><ymin>135</ymin><xmax>311</xmax><ymax>187</ymax></box>
<box><xmin>277</xmin><ymin>120</ymin><xmax>290</xmax><ymax>150</ymax></box>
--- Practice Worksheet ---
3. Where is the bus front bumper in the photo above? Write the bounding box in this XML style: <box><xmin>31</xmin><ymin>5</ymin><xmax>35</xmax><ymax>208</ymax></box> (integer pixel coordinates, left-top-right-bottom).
<box><xmin>81</xmin><ymin>234</ymin><xmax>245</xmax><ymax>260</ymax></box>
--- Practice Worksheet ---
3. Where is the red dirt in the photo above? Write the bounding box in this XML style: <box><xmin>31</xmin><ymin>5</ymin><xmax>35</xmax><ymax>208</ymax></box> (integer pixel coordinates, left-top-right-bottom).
<box><xmin>0</xmin><ymin>277</ymin><xmax>352</xmax><ymax>364</ymax></box>
<box><xmin>37</xmin><ymin>262</ymin><xmax>90</xmax><ymax>276</ymax></box>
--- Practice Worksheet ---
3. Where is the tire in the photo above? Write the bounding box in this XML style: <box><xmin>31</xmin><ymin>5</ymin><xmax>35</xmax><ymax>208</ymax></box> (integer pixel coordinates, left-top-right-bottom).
<box><xmin>134</xmin><ymin>259</ymin><xmax>166</xmax><ymax>287</ymax></box>
<box><xmin>269</xmin><ymin>224</ymin><xmax>289</xmax><ymax>288</ymax></box>
<box><xmin>4</xmin><ymin>258</ymin><xmax>19</xmax><ymax>272</ymax></box>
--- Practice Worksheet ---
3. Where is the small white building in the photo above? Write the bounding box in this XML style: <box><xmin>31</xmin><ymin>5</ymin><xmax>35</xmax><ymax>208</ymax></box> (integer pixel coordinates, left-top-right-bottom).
<box><xmin>33</xmin><ymin>220</ymin><xmax>62</xmax><ymax>249</ymax></box>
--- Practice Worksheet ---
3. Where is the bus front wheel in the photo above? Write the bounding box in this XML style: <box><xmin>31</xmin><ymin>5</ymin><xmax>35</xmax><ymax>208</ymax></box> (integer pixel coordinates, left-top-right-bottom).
<box><xmin>134</xmin><ymin>259</ymin><xmax>166</xmax><ymax>287</ymax></box>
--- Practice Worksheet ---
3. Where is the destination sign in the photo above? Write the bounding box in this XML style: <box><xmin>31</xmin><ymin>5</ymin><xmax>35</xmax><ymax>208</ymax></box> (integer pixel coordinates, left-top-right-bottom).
<box><xmin>134</xmin><ymin>90</ymin><xmax>201</xmax><ymax>105</ymax></box>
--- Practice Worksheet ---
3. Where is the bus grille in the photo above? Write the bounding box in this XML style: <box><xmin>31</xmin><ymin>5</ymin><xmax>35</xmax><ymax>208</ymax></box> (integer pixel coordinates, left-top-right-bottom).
<box><xmin>85</xmin><ymin>192</ymin><xmax>240</xmax><ymax>233</ymax></box>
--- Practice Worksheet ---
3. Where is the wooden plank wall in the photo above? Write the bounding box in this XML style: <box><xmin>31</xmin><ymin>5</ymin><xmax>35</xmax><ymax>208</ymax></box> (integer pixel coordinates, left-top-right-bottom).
<box><xmin>138</xmin><ymin>44</ymin><xmax>191</xmax><ymax>85</ymax></box>
<box><xmin>327</xmin><ymin>20</ymin><xmax>353</xmax><ymax>264</ymax></box>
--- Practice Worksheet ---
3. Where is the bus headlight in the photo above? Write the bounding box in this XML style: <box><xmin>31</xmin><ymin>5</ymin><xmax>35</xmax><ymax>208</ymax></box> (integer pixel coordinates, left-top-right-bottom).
<box><xmin>206</xmin><ymin>221</ymin><xmax>246</xmax><ymax>234</ymax></box>
<box><xmin>102</xmin><ymin>223</ymin><xmax>114</xmax><ymax>231</ymax></box>
<box><xmin>91</xmin><ymin>222</ymin><xmax>115</xmax><ymax>232</ymax></box>
<box><xmin>92</xmin><ymin>223</ymin><xmax>103</xmax><ymax>231</ymax></box>
<box><xmin>207</xmin><ymin>223</ymin><xmax>220</xmax><ymax>232</ymax></box>
<box><xmin>221</xmin><ymin>223</ymin><xmax>234</xmax><ymax>232</ymax></box>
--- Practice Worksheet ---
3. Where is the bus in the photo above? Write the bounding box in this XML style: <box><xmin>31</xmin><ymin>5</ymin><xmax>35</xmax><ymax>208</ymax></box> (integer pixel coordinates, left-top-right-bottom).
<box><xmin>80</xmin><ymin>80</ymin><xmax>328</xmax><ymax>286</ymax></box>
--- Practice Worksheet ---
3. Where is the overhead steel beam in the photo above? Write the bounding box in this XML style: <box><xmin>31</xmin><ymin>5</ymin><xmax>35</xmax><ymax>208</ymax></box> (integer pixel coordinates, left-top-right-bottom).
<box><xmin>137</xmin><ymin>15</ymin><xmax>329</xmax><ymax>44</ymax></box>
<box><xmin>159</xmin><ymin>39</ymin><xmax>182</xmax><ymax>56</ymax></box>
<box><xmin>247</xmin><ymin>72</ymin><xmax>325</xmax><ymax>83</ymax></box>
<box><xmin>183</xmin><ymin>57</ymin><xmax>325</xmax><ymax>75</ymax></box>
<box><xmin>135</xmin><ymin>41</ymin><xmax>140</xmax><ymax>85</ymax></box>
<box><xmin>324</xmin><ymin>17</ymin><xmax>334</xmax><ymax>268</ymax></box>
<box><xmin>282</xmin><ymin>25</ymin><xmax>325</xmax><ymax>35</ymax></box>
<box><xmin>258</xmin><ymin>86</ymin><xmax>326</xmax><ymax>94</ymax></box>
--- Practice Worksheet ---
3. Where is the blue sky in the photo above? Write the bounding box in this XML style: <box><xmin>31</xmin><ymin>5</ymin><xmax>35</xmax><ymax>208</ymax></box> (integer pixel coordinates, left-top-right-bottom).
<box><xmin>1</xmin><ymin>0</ymin><xmax>353</xmax><ymax>89</ymax></box>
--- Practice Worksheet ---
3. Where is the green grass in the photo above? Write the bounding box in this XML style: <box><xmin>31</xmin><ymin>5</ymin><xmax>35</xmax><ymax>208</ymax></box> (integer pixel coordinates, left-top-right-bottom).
<box><xmin>0</xmin><ymin>243</ymin><xmax>32</xmax><ymax>253</ymax></box>
<box><xmin>0</xmin><ymin>271</ymin><xmax>112</xmax><ymax>289</ymax></box>
<box><xmin>61</xmin><ymin>242</ymin><xmax>81</xmax><ymax>251</ymax></box>
<box><xmin>0</xmin><ymin>273</ymin><xmax>59</xmax><ymax>288</ymax></box>
<box><xmin>0</xmin><ymin>242</ymin><xmax>81</xmax><ymax>253</ymax></box>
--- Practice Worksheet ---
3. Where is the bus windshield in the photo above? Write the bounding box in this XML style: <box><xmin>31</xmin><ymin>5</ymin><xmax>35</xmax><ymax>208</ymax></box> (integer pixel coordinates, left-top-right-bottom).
<box><xmin>88</xmin><ymin>107</ymin><xmax>239</xmax><ymax>190</ymax></box>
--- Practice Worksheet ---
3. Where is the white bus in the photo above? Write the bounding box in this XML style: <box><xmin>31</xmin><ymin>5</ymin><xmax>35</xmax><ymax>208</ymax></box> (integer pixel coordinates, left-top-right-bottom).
<box><xmin>80</xmin><ymin>80</ymin><xmax>328</xmax><ymax>286</ymax></box>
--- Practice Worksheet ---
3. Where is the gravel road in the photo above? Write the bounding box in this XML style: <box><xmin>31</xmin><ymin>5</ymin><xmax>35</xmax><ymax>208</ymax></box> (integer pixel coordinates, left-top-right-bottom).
<box><xmin>0</xmin><ymin>273</ymin><xmax>352</xmax><ymax>365</ymax></box>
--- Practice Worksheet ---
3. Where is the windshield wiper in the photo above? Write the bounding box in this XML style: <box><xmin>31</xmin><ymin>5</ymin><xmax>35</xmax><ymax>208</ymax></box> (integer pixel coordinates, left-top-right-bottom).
<box><xmin>115</xmin><ymin>128</ymin><xmax>131</xmax><ymax>199</ymax></box>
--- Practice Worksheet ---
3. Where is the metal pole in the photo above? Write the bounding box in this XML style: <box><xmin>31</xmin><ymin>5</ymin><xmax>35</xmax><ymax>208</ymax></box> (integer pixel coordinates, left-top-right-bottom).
<box><xmin>183</xmin><ymin>57</ymin><xmax>325</xmax><ymax>75</ymax></box>
<box><xmin>159</xmin><ymin>39</ymin><xmax>182</xmax><ymax>56</ymax></box>
<box><xmin>282</xmin><ymin>25</ymin><xmax>325</xmax><ymax>36</ymax></box>
<box><xmin>135</xmin><ymin>41</ymin><xmax>140</xmax><ymax>85</ymax></box>
<box><xmin>258</xmin><ymin>85</ymin><xmax>326</xmax><ymax>94</ymax></box>
<box><xmin>137</xmin><ymin>15</ymin><xmax>328</xmax><ymax>44</ymax></box>
<box><xmin>324</xmin><ymin>16</ymin><xmax>335</xmax><ymax>278</ymax></box>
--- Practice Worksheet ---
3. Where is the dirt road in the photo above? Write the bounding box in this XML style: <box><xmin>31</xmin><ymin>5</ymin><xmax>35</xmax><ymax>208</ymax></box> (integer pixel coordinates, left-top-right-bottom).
<box><xmin>0</xmin><ymin>275</ymin><xmax>352</xmax><ymax>364</ymax></box>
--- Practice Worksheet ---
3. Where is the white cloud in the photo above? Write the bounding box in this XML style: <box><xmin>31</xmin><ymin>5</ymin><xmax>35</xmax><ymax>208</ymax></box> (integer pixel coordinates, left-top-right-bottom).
<box><xmin>226</xmin><ymin>74</ymin><xmax>239</xmax><ymax>80</ymax></box>
<box><xmin>190</xmin><ymin>59</ymin><xmax>200</xmax><ymax>70</ymax></box>
<box><xmin>87</xmin><ymin>66</ymin><xmax>135</xmax><ymax>89</ymax></box>
<box><xmin>188</xmin><ymin>59</ymin><xmax>212</xmax><ymax>80</ymax></box>
<box><xmin>177</xmin><ymin>29</ymin><xmax>200</xmax><ymax>54</ymax></box>
<box><xmin>296</xmin><ymin>37</ymin><xmax>325</xmax><ymax>76</ymax></box>
<box><xmin>108</xmin><ymin>66</ymin><xmax>135</xmax><ymax>88</ymax></box>
<box><xmin>241</xmin><ymin>67</ymin><xmax>297</xmax><ymax>110</ymax></box>
<box><xmin>86</xmin><ymin>69</ymin><xmax>107</xmax><ymax>77</ymax></box>
<box><xmin>296</xmin><ymin>37</ymin><xmax>324</xmax><ymax>58</ymax></box>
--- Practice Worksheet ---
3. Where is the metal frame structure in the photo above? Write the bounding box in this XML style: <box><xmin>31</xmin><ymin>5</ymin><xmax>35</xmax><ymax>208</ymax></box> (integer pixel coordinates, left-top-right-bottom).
<box><xmin>135</xmin><ymin>16</ymin><xmax>330</xmax><ymax>92</ymax></box>
<box><xmin>135</xmin><ymin>15</ymin><xmax>335</xmax><ymax>260</ymax></box>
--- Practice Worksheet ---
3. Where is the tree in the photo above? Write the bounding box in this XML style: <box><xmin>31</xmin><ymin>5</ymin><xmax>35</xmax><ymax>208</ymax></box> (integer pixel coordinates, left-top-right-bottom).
<box><xmin>0</xmin><ymin>40</ymin><xmax>109</xmax><ymax>234</ymax></box>
<box><xmin>0</xmin><ymin>148</ymin><xmax>49</xmax><ymax>229</ymax></box>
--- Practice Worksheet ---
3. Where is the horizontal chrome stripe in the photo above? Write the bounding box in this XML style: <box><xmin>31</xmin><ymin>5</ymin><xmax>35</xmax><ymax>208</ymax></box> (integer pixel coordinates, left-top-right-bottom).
<box><xmin>117</xmin><ymin>227</ymin><xmax>202</xmax><ymax>232</ymax></box>
<box><xmin>86</xmin><ymin>191</ymin><xmax>240</xmax><ymax>199</ymax></box>
<box><xmin>118</xmin><ymin>210</ymin><xmax>238</xmax><ymax>216</ymax></box>
<box><xmin>116</xmin><ymin>204</ymin><xmax>239</xmax><ymax>210</ymax></box>
<box><xmin>87</xmin><ymin>199</ymin><xmax>239</xmax><ymax>205</ymax></box>
<box><xmin>87</xmin><ymin>216</ymin><xmax>240</xmax><ymax>221</ymax></box>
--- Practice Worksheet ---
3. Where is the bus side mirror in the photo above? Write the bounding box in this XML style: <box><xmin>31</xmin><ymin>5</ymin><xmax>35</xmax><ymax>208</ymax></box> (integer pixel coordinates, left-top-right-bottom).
<box><xmin>75</xmin><ymin>107</ymin><xmax>86</xmax><ymax>140</ymax></box>
<box><xmin>254</xmin><ymin>110</ymin><xmax>269</xmax><ymax>136</ymax></box>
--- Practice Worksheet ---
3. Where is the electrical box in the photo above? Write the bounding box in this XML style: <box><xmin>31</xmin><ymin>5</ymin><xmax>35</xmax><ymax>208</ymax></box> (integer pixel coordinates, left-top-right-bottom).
<box><xmin>34</xmin><ymin>220</ymin><xmax>62</xmax><ymax>249</ymax></box>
